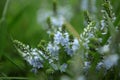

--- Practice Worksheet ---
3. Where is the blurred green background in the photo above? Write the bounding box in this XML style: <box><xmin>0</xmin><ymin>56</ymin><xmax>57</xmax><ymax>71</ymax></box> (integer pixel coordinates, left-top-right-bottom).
<box><xmin>0</xmin><ymin>0</ymin><xmax>120</xmax><ymax>79</ymax></box>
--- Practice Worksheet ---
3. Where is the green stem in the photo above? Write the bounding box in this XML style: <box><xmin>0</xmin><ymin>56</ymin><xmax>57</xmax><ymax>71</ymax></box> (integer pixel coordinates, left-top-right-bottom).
<box><xmin>64</xmin><ymin>21</ymin><xmax>80</xmax><ymax>40</ymax></box>
<box><xmin>0</xmin><ymin>77</ymin><xmax>28</xmax><ymax>80</ymax></box>
<box><xmin>0</xmin><ymin>0</ymin><xmax>10</xmax><ymax>24</ymax></box>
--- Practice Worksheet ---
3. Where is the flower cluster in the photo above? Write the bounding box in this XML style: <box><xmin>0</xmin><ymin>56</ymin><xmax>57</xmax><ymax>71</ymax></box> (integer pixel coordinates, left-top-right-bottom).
<box><xmin>37</xmin><ymin>1</ymin><xmax>73</xmax><ymax>29</ymax></box>
<box><xmin>14</xmin><ymin>28</ymin><xmax>80</xmax><ymax>73</ymax></box>
<box><xmin>13</xmin><ymin>0</ymin><xmax>119</xmax><ymax>79</ymax></box>
<box><xmin>79</xmin><ymin>0</ymin><xmax>119</xmax><ymax>74</ymax></box>
<box><xmin>13</xmin><ymin>40</ymin><xmax>45</xmax><ymax>73</ymax></box>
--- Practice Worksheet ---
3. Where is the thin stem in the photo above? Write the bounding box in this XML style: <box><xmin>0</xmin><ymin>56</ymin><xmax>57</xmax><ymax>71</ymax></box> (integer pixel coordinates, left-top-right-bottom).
<box><xmin>64</xmin><ymin>21</ymin><xmax>80</xmax><ymax>40</ymax></box>
<box><xmin>53</xmin><ymin>0</ymin><xmax>57</xmax><ymax>15</ymax></box>
<box><xmin>0</xmin><ymin>0</ymin><xmax>10</xmax><ymax>23</ymax></box>
<box><xmin>0</xmin><ymin>77</ymin><xmax>28</xmax><ymax>80</ymax></box>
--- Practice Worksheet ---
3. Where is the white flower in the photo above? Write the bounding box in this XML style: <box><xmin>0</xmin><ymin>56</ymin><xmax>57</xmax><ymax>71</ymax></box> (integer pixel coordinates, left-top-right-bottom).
<box><xmin>103</xmin><ymin>54</ymin><xmax>119</xmax><ymax>70</ymax></box>
<box><xmin>37</xmin><ymin>9</ymin><xmax>53</xmax><ymax>29</ymax></box>
<box><xmin>98</xmin><ymin>45</ymin><xmax>109</xmax><ymax>54</ymax></box>
<box><xmin>58</xmin><ymin>6</ymin><xmax>73</xmax><ymax>20</ymax></box>
<box><xmin>84</xmin><ymin>61</ymin><xmax>90</xmax><ymax>68</ymax></box>
<box><xmin>84</xmin><ymin>61</ymin><xmax>91</xmax><ymax>71</ymax></box>
<box><xmin>51</xmin><ymin>16</ymin><xmax>65</xmax><ymax>27</ymax></box>
<box><xmin>81</xmin><ymin>0</ymin><xmax>88</xmax><ymax>10</ymax></box>
<box><xmin>101</xmin><ymin>20</ymin><xmax>105</xmax><ymax>30</ymax></box>
<box><xmin>37</xmin><ymin>6</ymin><xmax>73</xmax><ymax>28</ymax></box>
<box><xmin>72</xmin><ymin>38</ymin><xmax>80</xmax><ymax>52</ymax></box>
<box><xmin>81</xmin><ymin>0</ymin><xmax>96</xmax><ymax>13</ymax></box>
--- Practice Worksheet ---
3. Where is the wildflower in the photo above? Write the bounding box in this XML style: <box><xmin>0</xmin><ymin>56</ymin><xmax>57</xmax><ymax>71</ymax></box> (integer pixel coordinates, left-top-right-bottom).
<box><xmin>84</xmin><ymin>61</ymin><xmax>91</xmax><ymax>71</ymax></box>
<box><xmin>61</xmin><ymin>32</ymin><xmax>69</xmax><ymax>46</ymax></box>
<box><xmin>54</xmin><ymin>31</ymin><xmax>69</xmax><ymax>46</ymax></box>
<box><xmin>51</xmin><ymin>63</ymin><xmax>58</xmax><ymax>70</ymax></box>
<box><xmin>54</xmin><ymin>31</ymin><xmax>63</xmax><ymax>44</ymax></box>
<box><xmin>47</xmin><ymin>42</ymin><xmax>60</xmax><ymax>57</ymax></box>
<box><xmin>81</xmin><ymin>0</ymin><xmax>96</xmax><ymax>13</ymax></box>
<box><xmin>58</xmin><ymin>6</ymin><xmax>73</xmax><ymax>20</ymax></box>
<box><xmin>81</xmin><ymin>0</ymin><xmax>88</xmax><ymax>11</ymax></box>
<box><xmin>60</xmin><ymin>63</ymin><xmax>68</xmax><ymax>72</ymax></box>
<box><xmin>87</xmin><ymin>33</ymin><xmax>94</xmax><ymax>38</ymax></box>
<box><xmin>23</xmin><ymin>48</ymin><xmax>45</xmax><ymax>73</ymax></box>
<box><xmin>65</xmin><ymin>46</ymin><xmax>74</xmax><ymax>56</ymax></box>
<box><xmin>98</xmin><ymin>38</ymin><xmax>102</xmax><ymax>43</ymax></box>
<box><xmin>72</xmin><ymin>38</ymin><xmax>80</xmax><ymax>52</ymax></box>
<box><xmin>13</xmin><ymin>40</ymin><xmax>44</xmax><ymax>72</ymax></box>
<box><xmin>37</xmin><ymin>9</ymin><xmax>53</xmax><ymax>28</ymax></box>
<box><xmin>103</xmin><ymin>54</ymin><xmax>119</xmax><ymax>70</ymax></box>
<box><xmin>37</xmin><ymin>5</ymin><xmax>73</xmax><ymax>28</ymax></box>
<box><xmin>27</xmin><ymin>56</ymin><xmax>43</xmax><ymax>69</ymax></box>
<box><xmin>96</xmin><ymin>62</ymin><xmax>104</xmax><ymax>70</ymax></box>
<box><xmin>51</xmin><ymin>16</ymin><xmax>65</xmax><ymax>27</ymax></box>
<box><xmin>100</xmin><ymin>20</ymin><xmax>106</xmax><ymax>30</ymax></box>
<box><xmin>98</xmin><ymin>44</ymin><xmax>109</xmax><ymax>54</ymax></box>
<box><xmin>82</xmin><ymin>41</ymin><xmax>89</xmax><ymax>49</ymax></box>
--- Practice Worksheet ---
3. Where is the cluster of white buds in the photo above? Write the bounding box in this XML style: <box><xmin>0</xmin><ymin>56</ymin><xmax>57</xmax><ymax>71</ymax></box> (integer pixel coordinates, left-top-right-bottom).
<box><xmin>13</xmin><ymin>40</ymin><xmax>46</xmax><ymax>73</ymax></box>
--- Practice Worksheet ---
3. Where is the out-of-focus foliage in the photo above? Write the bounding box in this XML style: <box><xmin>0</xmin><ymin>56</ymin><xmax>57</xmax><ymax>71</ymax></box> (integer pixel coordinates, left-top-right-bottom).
<box><xmin>0</xmin><ymin>0</ymin><xmax>120</xmax><ymax>80</ymax></box>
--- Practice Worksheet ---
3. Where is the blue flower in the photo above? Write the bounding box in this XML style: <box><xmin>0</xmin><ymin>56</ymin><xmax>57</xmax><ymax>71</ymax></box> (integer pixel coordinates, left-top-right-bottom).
<box><xmin>103</xmin><ymin>54</ymin><xmax>119</xmax><ymax>70</ymax></box>
<box><xmin>96</xmin><ymin>62</ymin><xmax>104</xmax><ymax>70</ymax></box>
<box><xmin>47</xmin><ymin>42</ymin><xmax>60</xmax><ymax>57</ymax></box>
<box><xmin>72</xmin><ymin>38</ymin><xmax>80</xmax><ymax>52</ymax></box>
<box><xmin>54</xmin><ymin>31</ymin><xmax>63</xmax><ymax>44</ymax></box>
<box><xmin>60</xmin><ymin>63</ymin><xmax>68</xmax><ymax>72</ymax></box>
<box><xmin>61</xmin><ymin>32</ymin><xmax>69</xmax><ymax>46</ymax></box>
<box><xmin>65</xmin><ymin>46</ymin><xmax>74</xmax><ymax>56</ymax></box>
